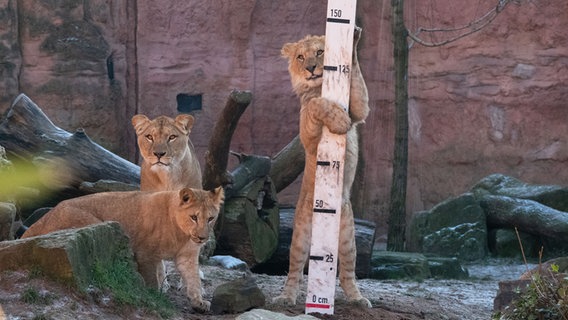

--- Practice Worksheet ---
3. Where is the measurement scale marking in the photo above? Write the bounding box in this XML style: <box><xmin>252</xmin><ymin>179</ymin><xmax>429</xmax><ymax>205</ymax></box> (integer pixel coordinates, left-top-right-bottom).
<box><xmin>313</xmin><ymin>208</ymin><xmax>337</xmax><ymax>214</ymax></box>
<box><xmin>326</xmin><ymin>18</ymin><xmax>350</xmax><ymax>24</ymax></box>
<box><xmin>306</xmin><ymin>0</ymin><xmax>357</xmax><ymax>315</ymax></box>
<box><xmin>306</xmin><ymin>303</ymin><xmax>331</xmax><ymax>309</ymax></box>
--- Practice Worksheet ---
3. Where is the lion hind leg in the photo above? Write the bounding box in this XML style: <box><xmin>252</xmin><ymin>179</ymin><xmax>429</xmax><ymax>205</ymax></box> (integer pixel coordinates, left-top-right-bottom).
<box><xmin>338</xmin><ymin>202</ymin><xmax>371</xmax><ymax>308</ymax></box>
<box><xmin>273</xmin><ymin>202</ymin><xmax>312</xmax><ymax>306</ymax></box>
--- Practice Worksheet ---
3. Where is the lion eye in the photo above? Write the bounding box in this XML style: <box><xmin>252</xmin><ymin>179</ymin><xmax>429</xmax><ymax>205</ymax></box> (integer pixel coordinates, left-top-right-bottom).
<box><xmin>168</xmin><ymin>135</ymin><xmax>177</xmax><ymax>141</ymax></box>
<box><xmin>190</xmin><ymin>215</ymin><xmax>198</xmax><ymax>222</ymax></box>
<box><xmin>316</xmin><ymin>49</ymin><xmax>324</xmax><ymax>56</ymax></box>
<box><xmin>208</xmin><ymin>217</ymin><xmax>215</xmax><ymax>223</ymax></box>
<box><xmin>296</xmin><ymin>54</ymin><xmax>304</xmax><ymax>62</ymax></box>
<box><xmin>145</xmin><ymin>134</ymin><xmax>153</xmax><ymax>142</ymax></box>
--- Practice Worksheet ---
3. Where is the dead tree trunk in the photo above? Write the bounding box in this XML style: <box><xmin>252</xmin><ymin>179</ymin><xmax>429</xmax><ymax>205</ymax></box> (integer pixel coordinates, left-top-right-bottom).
<box><xmin>0</xmin><ymin>94</ymin><xmax>140</xmax><ymax>190</ymax></box>
<box><xmin>203</xmin><ymin>90</ymin><xmax>252</xmax><ymax>191</ymax></box>
<box><xmin>481</xmin><ymin>195</ymin><xmax>568</xmax><ymax>242</ymax></box>
<box><xmin>269</xmin><ymin>135</ymin><xmax>304</xmax><ymax>193</ymax></box>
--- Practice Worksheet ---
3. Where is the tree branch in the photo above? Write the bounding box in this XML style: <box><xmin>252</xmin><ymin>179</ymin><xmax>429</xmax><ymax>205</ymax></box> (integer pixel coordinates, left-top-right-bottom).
<box><xmin>407</xmin><ymin>0</ymin><xmax>516</xmax><ymax>48</ymax></box>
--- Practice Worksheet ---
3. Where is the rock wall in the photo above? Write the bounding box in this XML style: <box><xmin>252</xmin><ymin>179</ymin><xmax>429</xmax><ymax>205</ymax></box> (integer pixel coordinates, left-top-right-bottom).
<box><xmin>1</xmin><ymin>0</ymin><xmax>567</xmax><ymax>235</ymax></box>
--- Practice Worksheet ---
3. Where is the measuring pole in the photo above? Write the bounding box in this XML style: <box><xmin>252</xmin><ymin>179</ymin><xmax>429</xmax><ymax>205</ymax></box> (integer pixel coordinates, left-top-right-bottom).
<box><xmin>305</xmin><ymin>0</ymin><xmax>357</xmax><ymax>315</ymax></box>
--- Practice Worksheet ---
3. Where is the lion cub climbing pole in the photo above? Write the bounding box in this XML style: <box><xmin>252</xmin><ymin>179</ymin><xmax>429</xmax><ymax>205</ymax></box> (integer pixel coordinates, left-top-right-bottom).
<box><xmin>274</xmin><ymin>0</ymin><xmax>371</xmax><ymax>315</ymax></box>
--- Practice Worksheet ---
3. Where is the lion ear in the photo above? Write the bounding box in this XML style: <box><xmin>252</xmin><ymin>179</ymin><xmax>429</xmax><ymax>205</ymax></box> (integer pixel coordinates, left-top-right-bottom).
<box><xmin>281</xmin><ymin>42</ymin><xmax>297</xmax><ymax>60</ymax></box>
<box><xmin>210</xmin><ymin>186</ymin><xmax>225</xmax><ymax>206</ymax></box>
<box><xmin>179</xmin><ymin>188</ymin><xmax>194</xmax><ymax>206</ymax></box>
<box><xmin>175</xmin><ymin>114</ymin><xmax>195</xmax><ymax>134</ymax></box>
<box><xmin>131</xmin><ymin>115</ymin><xmax>150</xmax><ymax>134</ymax></box>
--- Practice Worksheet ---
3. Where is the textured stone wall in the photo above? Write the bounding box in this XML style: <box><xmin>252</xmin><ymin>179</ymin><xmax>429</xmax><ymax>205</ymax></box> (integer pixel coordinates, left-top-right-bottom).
<box><xmin>1</xmin><ymin>0</ymin><xmax>567</xmax><ymax>236</ymax></box>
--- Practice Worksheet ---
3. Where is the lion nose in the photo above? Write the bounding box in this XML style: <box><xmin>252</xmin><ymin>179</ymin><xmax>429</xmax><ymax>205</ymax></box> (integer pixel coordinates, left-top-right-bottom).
<box><xmin>305</xmin><ymin>64</ymin><xmax>316</xmax><ymax>74</ymax></box>
<box><xmin>154</xmin><ymin>151</ymin><xmax>166</xmax><ymax>159</ymax></box>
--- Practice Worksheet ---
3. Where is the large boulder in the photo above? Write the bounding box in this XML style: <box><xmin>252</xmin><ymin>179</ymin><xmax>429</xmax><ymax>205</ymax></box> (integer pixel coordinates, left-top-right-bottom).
<box><xmin>407</xmin><ymin>193</ymin><xmax>487</xmax><ymax>261</ymax></box>
<box><xmin>422</xmin><ymin>222</ymin><xmax>487</xmax><ymax>261</ymax></box>
<box><xmin>0</xmin><ymin>222</ymin><xmax>141</xmax><ymax>288</ymax></box>
<box><xmin>370</xmin><ymin>251</ymin><xmax>431</xmax><ymax>280</ymax></box>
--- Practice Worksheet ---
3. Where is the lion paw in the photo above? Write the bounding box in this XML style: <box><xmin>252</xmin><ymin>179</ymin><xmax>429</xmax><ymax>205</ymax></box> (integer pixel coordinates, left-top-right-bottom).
<box><xmin>326</xmin><ymin>110</ymin><xmax>351</xmax><ymax>135</ymax></box>
<box><xmin>191</xmin><ymin>299</ymin><xmax>211</xmax><ymax>313</ymax></box>
<box><xmin>350</xmin><ymin>297</ymin><xmax>372</xmax><ymax>308</ymax></box>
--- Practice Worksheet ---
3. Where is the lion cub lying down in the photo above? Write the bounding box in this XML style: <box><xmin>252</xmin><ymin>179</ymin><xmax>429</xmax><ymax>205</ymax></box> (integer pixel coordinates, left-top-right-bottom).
<box><xmin>22</xmin><ymin>187</ymin><xmax>224</xmax><ymax>312</ymax></box>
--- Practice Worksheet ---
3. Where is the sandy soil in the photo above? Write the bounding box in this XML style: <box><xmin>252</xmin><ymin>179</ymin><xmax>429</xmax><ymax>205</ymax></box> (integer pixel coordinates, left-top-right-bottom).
<box><xmin>0</xmin><ymin>259</ymin><xmax>532</xmax><ymax>320</ymax></box>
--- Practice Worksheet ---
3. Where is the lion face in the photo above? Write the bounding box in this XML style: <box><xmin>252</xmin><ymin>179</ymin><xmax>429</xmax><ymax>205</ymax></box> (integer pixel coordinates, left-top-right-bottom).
<box><xmin>131</xmin><ymin>114</ymin><xmax>194</xmax><ymax>170</ymax></box>
<box><xmin>175</xmin><ymin>187</ymin><xmax>224</xmax><ymax>244</ymax></box>
<box><xmin>281</xmin><ymin>35</ymin><xmax>326</xmax><ymax>92</ymax></box>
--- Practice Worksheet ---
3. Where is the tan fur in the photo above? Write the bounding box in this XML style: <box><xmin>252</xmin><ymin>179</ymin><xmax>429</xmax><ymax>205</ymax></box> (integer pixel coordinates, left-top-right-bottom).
<box><xmin>131</xmin><ymin>114</ymin><xmax>202</xmax><ymax>191</ymax></box>
<box><xmin>132</xmin><ymin>114</ymin><xmax>203</xmax><ymax>291</ymax></box>
<box><xmin>274</xmin><ymin>27</ymin><xmax>371</xmax><ymax>307</ymax></box>
<box><xmin>22</xmin><ymin>187</ymin><xmax>224</xmax><ymax>312</ymax></box>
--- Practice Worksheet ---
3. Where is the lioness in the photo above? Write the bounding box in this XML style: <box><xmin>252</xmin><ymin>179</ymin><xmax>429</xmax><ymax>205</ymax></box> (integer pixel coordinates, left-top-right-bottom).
<box><xmin>22</xmin><ymin>187</ymin><xmax>224</xmax><ymax>312</ymax></box>
<box><xmin>273</xmin><ymin>27</ymin><xmax>371</xmax><ymax>307</ymax></box>
<box><xmin>131</xmin><ymin>114</ymin><xmax>202</xmax><ymax>191</ymax></box>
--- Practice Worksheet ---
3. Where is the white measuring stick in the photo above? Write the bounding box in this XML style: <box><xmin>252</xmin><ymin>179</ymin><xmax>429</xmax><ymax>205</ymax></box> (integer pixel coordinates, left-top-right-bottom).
<box><xmin>305</xmin><ymin>0</ymin><xmax>357</xmax><ymax>315</ymax></box>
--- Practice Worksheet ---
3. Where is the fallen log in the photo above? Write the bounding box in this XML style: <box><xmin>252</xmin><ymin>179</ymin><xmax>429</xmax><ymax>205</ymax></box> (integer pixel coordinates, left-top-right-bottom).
<box><xmin>269</xmin><ymin>135</ymin><xmax>304</xmax><ymax>193</ymax></box>
<box><xmin>0</xmin><ymin>94</ymin><xmax>140</xmax><ymax>190</ymax></box>
<box><xmin>480</xmin><ymin>195</ymin><xmax>568</xmax><ymax>242</ymax></box>
<box><xmin>225</xmin><ymin>152</ymin><xmax>271</xmax><ymax>199</ymax></box>
<box><xmin>251</xmin><ymin>207</ymin><xmax>376</xmax><ymax>278</ymax></box>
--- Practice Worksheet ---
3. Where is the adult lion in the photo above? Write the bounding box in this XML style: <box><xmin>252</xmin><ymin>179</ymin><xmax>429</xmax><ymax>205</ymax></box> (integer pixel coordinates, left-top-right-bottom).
<box><xmin>22</xmin><ymin>187</ymin><xmax>224</xmax><ymax>312</ymax></box>
<box><xmin>131</xmin><ymin>114</ymin><xmax>202</xmax><ymax>191</ymax></box>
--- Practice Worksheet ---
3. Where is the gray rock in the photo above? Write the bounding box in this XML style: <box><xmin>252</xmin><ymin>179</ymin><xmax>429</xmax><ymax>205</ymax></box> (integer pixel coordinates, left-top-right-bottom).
<box><xmin>210</xmin><ymin>275</ymin><xmax>265</xmax><ymax>314</ymax></box>
<box><xmin>407</xmin><ymin>193</ymin><xmax>487</xmax><ymax>260</ymax></box>
<box><xmin>236</xmin><ymin>309</ymin><xmax>318</xmax><ymax>320</ymax></box>
<box><xmin>423</xmin><ymin>222</ymin><xmax>487</xmax><ymax>261</ymax></box>
<box><xmin>0</xmin><ymin>202</ymin><xmax>16</xmax><ymax>240</ymax></box>
<box><xmin>0</xmin><ymin>221</ymin><xmax>141</xmax><ymax>288</ymax></box>
<box><xmin>427</xmin><ymin>257</ymin><xmax>469</xmax><ymax>279</ymax></box>
<box><xmin>370</xmin><ymin>251</ymin><xmax>431</xmax><ymax>280</ymax></box>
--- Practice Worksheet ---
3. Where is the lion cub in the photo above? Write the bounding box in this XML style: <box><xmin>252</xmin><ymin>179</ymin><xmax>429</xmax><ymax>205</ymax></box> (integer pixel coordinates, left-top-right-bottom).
<box><xmin>131</xmin><ymin>114</ymin><xmax>202</xmax><ymax>191</ymax></box>
<box><xmin>273</xmin><ymin>27</ymin><xmax>371</xmax><ymax>307</ymax></box>
<box><xmin>22</xmin><ymin>187</ymin><xmax>224</xmax><ymax>312</ymax></box>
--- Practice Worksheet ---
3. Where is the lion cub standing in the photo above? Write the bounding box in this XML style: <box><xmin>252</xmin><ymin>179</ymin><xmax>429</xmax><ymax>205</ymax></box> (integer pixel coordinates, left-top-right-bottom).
<box><xmin>22</xmin><ymin>187</ymin><xmax>224</xmax><ymax>312</ymax></box>
<box><xmin>273</xmin><ymin>27</ymin><xmax>371</xmax><ymax>307</ymax></box>
<box><xmin>131</xmin><ymin>114</ymin><xmax>202</xmax><ymax>191</ymax></box>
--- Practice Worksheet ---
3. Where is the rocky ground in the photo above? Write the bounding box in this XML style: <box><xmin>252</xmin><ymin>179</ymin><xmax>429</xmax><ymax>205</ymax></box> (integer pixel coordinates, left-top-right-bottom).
<box><xmin>0</xmin><ymin>259</ymin><xmax>533</xmax><ymax>320</ymax></box>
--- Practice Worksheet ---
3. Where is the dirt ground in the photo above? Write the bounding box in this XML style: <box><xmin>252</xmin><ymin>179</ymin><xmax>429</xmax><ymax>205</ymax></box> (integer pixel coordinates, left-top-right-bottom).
<box><xmin>0</xmin><ymin>259</ymin><xmax>532</xmax><ymax>320</ymax></box>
